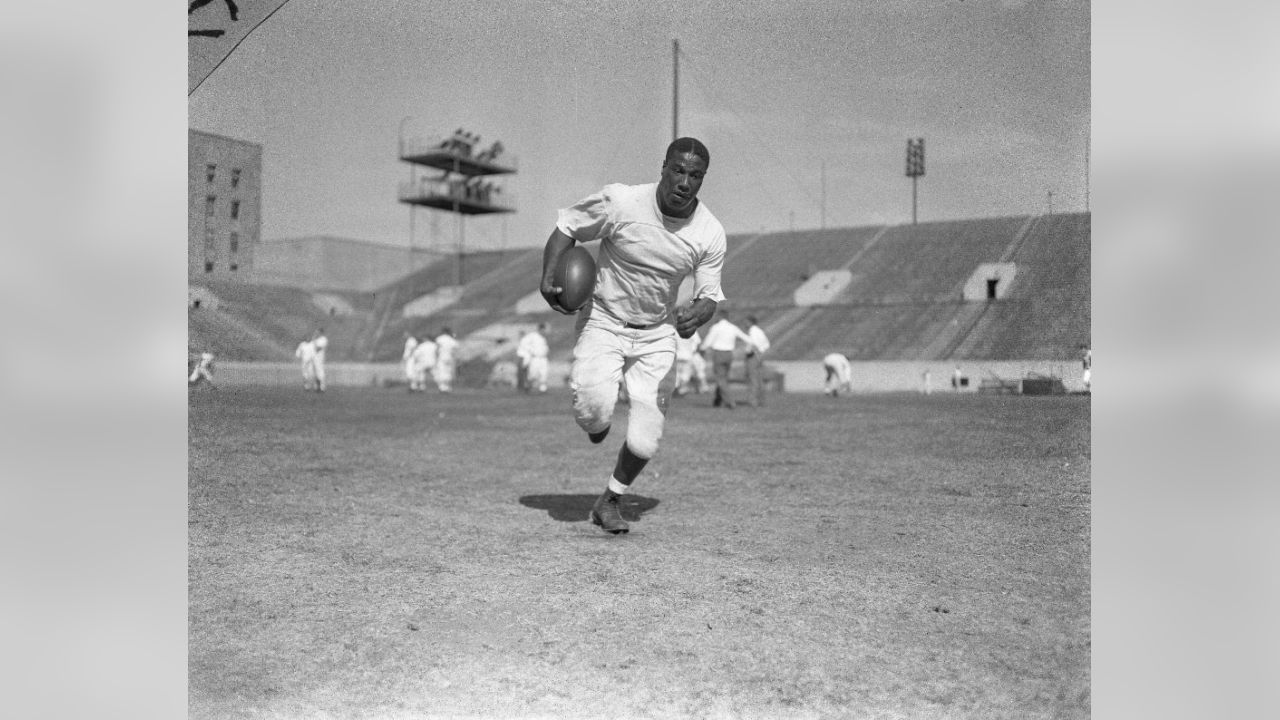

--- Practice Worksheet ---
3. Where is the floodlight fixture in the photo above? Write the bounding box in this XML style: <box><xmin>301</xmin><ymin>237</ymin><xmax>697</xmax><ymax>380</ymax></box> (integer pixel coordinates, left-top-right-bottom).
<box><xmin>906</xmin><ymin>138</ymin><xmax>925</xmax><ymax>224</ymax></box>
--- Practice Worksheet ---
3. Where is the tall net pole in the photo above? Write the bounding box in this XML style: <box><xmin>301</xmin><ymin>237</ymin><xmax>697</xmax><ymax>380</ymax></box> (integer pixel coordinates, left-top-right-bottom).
<box><xmin>672</xmin><ymin>39</ymin><xmax>679</xmax><ymax>141</ymax></box>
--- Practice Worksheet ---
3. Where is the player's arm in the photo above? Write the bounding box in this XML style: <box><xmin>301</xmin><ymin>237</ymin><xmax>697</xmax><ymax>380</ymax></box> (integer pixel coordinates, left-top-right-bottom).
<box><xmin>678</xmin><ymin>229</ymin><xmax>725</xmax><ymax>338</ymax></box>
<box><xmin>540</xmin><ymin>228</ymin><xmax>577</xmax><ymax>314</ymax></box>
<box><xmin>675</xmin><ymin>297</ymin><xmax>717</xmax><ymax>339</ymax></box>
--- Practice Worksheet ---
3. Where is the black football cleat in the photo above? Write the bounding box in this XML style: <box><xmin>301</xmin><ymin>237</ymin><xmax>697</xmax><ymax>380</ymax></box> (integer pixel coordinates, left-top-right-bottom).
<box><xmin>590</xmin><ymin>493</ymin><xmax>630</xmax><ymax>534</ymax></box>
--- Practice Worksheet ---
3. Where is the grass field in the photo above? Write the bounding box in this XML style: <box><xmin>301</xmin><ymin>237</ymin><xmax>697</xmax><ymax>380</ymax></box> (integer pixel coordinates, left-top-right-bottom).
<box><xmin>188</xmin><ymin>386</ymin><xmax>1090</xmax><ymax>719</ymax></box>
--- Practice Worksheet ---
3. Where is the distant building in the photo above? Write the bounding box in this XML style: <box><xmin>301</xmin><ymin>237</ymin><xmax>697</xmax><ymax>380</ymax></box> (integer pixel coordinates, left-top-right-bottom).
<box><xmin>189</xmin><ymin>129</ymin><xmax>262</xmax><ymax>281</ymax></box>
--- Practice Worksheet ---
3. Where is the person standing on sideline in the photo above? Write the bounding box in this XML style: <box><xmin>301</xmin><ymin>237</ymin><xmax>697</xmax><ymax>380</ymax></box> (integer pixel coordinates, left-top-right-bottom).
<box><xmin>433</xmin><ymin>327</ymin><xmax>458</xmax><ymax>392</ymax></box>
<box><xmin>514</xmin><ymin>331</ymin><xmax>528</xmax><ymax>391</ymax></box>
<box><xmin>952</xmin><ymin>365</ymin><xmax>963</xmax><ymax>392</ymax></box>
<box><xmin>402</xmin><ymin>332</ymin><xmax>419</xmax><ymax>391</ymax></box>
<box><xmin>922</xmin><ymin>368</ymin><xmax>932</xmax><ymax>395</ymax></box>
<box><xmin>673</xmin><ymin>328</ymin><xmax>702</xmax><ymax>397</ymax></box>
<box><xmin>744</xmin><ymin>315</ymin><xmax>771</xmax><ymax>407</ymax></box>
<box><xmin>1081</xmin><ymin>345</ymin><xmax>1092</xmax><ymax>392</ymax></box>
<box><xmin>409</xmin><ymin>334</ymin><xmax>437</xmax><ymax>392</ymax></box>
<box><xmin>540</xmin><ymin>137</ymin><xmax>725</xmax><ymax>535</ymax></box>
<box><xmin>295</xmin><ymin>336</ymin><xmax>317</xmax><ymax>391</ymax></box>
<box><xmin>311</xmin><ymin>328</ymin><xmax>329</xmax><ymax>392</ymax></box>
<box><xmin>690</xmin><ymin>343</ymin><xmax>709</xmax><ymax>394</ymax></box>
<box><xmin>702</xmin><ymin>308</ymin><xmax>753</xmax><ymax>409</ymax></box>
<box><xmin>188</xmin><ymin>351</ymin><xmax>217</xmax><ymax>388</ymax></box>
<box><xmin>514</xmin><ymin>330</ymin><xmax>530</xmax><ymax>392</ymax></box>
<box><xmin>823</xmin><ymin>352</ymin><xmax>853</xmax><ymax>396</ymax></box>
<box><xmin>517</xmin><ymin>323</ymin><xmax>551</xmax><ymax>393</ymax></box>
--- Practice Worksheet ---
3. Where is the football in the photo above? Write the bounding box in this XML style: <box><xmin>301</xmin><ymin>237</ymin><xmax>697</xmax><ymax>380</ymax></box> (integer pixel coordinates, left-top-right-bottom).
<box><xmin>554</xmin><ymin>246</ymin><xmax>597</xmax><ymax>311</ymax></box>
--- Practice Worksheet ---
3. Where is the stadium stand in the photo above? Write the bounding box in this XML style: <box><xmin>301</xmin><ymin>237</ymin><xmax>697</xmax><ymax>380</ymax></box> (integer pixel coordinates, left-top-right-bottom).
<box><xmin>191</xmin><ymin>213</ymin><xmax>1089</xmax><ymax>373</ymax></box>
<box><xmin>188</xmin><ymin>303</ymin><xmax>295</xmax><ymax>361</ymax></box>
<box><xmin>952</xmin><ymin>213</ymin><xmax>1091</xmax><ymax>359</ymax></box>
<box><xmin>721</xmin><ymin>227</ymin><xmax>883</xmax><ymax>307</ymax></box>
<box><xmin>725</xmin><ymin>214</ymin><xmax>1087</xmax><ymax>361</ymax></box>
<box><xmin>189</xmin><ymin>279</ymin><xmax>372</xmax><ymax>361</ymax></box>
<box><xmin>365</xmin><ymin>249</ymin><xmax>551</xmax><ymax>359</ymax></box>
<box><xmin>353</xmin><ymin>250</ymin><xmax>513</xmax><ymax>358</ymax></box>
<box><xmin>839</xmin><ymin>216</ymin><xmax>1028</xmax><ymax>303</ymax></box>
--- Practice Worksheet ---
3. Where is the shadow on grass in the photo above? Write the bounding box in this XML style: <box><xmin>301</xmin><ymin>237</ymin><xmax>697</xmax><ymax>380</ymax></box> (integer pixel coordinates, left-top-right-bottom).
<box><xmin>519</xmin><ymin>494</ymin><xmax>660</xmax><ymax>522</ymax></box>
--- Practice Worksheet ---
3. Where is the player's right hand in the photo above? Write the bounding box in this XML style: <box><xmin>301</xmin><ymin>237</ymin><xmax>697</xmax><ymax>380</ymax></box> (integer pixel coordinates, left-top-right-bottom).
<box><xmin>540</xmin><ymin>277</ymin><xmax>572</xmax><ymax>315</ymax></box>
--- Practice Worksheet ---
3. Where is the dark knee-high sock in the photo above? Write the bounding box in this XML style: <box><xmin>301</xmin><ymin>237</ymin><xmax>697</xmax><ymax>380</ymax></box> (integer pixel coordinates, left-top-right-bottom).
<box><xmin>605</xmin><ymin>442</ymin><xmax>649</xmax><ymax>497</ymax></box>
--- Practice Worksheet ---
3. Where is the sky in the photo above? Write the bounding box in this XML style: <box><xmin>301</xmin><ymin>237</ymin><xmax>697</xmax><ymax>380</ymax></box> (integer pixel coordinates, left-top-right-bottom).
<box><xmin>188</xmin><ymin>0</ymin><xmax>1089</xmax><ymax>252</ymax></box>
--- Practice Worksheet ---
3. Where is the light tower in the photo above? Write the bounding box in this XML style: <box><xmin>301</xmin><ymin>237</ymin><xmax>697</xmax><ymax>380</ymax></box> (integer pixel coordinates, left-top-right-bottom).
<box><xmin>397</xmin><ymin>129</ymin><xmax>517</xmax><ymax>286</ymax></box>
<box><xmin>906</xmin><ymin>137</ymin><xmax>925</xmax><ymax>225</ymax></box>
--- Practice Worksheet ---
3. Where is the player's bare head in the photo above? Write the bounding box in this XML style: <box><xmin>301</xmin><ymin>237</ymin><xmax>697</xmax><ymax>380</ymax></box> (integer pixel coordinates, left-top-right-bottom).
<box><xmin>658</xmin><ymin>137</ymin><xmax>710</xmax><ymax>218</ymax></box>
<box><xmin>664</xmin><ymin>137</ymin><xmax>709</xmax><ymax>168</ymax></box>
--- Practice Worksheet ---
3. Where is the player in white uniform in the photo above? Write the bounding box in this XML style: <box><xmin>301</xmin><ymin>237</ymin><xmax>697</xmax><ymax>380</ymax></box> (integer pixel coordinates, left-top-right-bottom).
<box><xmin>673</xmin><ymin>329</ymin><xmax>701</xmax><ymax>396</ymax></box>
<box><xmin>702</xmin><ymin>310</ymin><xmax>754</xmax><ymax>409</ymax></box>
<box><xmin>690</xmin><ymin>340</ymin><xmax>708</xmax><ymax>393</ymax></box>
<box><xmin>402</xmin><ymin>332</ymin><xmax>419</xmax><ymax>391</ymax></box>
<box><xmin>822</xmin><ymin>352</ymin><xmax>853</xmax><ymax>396</ymax></box>
<box><xmin>311</xmin><ymin>328</ymin><xmax>328</xmax><ymax>392</ymax></box>
<box><xmin>409</xmin><ymin>335</ymin><xmax>437</xmax><ymax>392</ymax></box>
<box><xmin>433</xmin><ymin>328</ymin><xmax>458</xmax><ymax>392</ymax></box>
<box><xmin>541</xmin><ymin>137</ymin><xmax>725</xmax><ymax>534</ymax></box>
<box><xmin>295</xmin><ymin>337</ymin><xmax>317</xmax><ymax>391</ymax></box>
<box><xmin>1081</xmin><ymin>345</ymin><xmax>1091</xmax><ymax>392</ymax></box>
<box><xmin>744</xmin><ymin>316</ymin><xmax>772</xmax><ymax>407</ymax></box>
<box><xmin>188</xmin><ymin>351</ymin><xmax>216</xmax><ymax>388</ymax></box>
<box><xmin>517</xmin><ymin>323</ymin><xmax>551</xmax><ymax>393</ymax></box>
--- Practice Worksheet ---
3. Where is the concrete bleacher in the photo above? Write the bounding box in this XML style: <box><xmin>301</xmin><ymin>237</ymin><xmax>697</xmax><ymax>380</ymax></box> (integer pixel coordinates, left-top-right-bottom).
<box><xmin>839</xmin><ymin>216</ymin><xmax>1028</xmax><ymax>303</ymax></box>
<box><xmin>953</xmin><ymin>213</ymin><xmax>1090</xmax><ymax>359</ymax></box>
<box><xmin>1004</xmin><ymin>213</ymin><xmax>1090</xmax><ymax>295</ymax></box>
<box><xmin>362</xmin><ymin>248</ymin><xmax>585</xmax><ymax>370</ymax></box>
<box><xmin>746</xmin><ymin>300</ymin><xmax>971</xmax><ymax>362</ymax></box>
<box><xmin>188</xmin><ymin>306</ymin><xmax>295</xmax><ymax>361</ymax></box>
<box><xmin>721</xmin><ymin>227</ymin><xmax>883</xmax><ymax>307</ymax></box>
<box><xmin>191</xmin><ymin>213</ymin><xmax>1089</xmax><ymax>371</ymax></box>
<box><xmin>355</xmin><ymin>250</ymin><xmax>518</xmax><ymax>359</ymax></box>
<box><xmin>189</xmin><ymin>280</ymin><xmax>372</xmax><ymax>361</ymax></box>
<box><xmin>730</xmin><ymin>214</ymin><xmax>1088</xmax><ymax>362</ymax></box>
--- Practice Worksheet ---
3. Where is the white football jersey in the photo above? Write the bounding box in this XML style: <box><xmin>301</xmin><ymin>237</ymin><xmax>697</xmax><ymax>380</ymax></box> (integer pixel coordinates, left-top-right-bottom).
<box><xmin>557</xmin><ymin>182</ymin><xmax>726</xmax><ymax>326</ymax></box>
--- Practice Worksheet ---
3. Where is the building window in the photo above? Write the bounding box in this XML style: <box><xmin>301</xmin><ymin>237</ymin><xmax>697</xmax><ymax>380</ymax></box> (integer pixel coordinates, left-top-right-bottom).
<box><xmin>229</xmin><ymin>232</ymin><xmax>239</xmax><ymax>253</ymax></box>
<box><xmin>205</xmin><ymin>195</ymin><xmax>216</xmax><ymax>216</ymax></box>
<box><xmin>230</xmin><ymin>200</ymin><xmax>240</xmax><ymax>220</ymax></box>
<box><xmin>230</xmin><ymin>169</ymin><xmax>241</xmax><ymax>189</ymax></box>
<box><xmin>205</xmin><ymin>262</ymin><xmax>214</xmax><ymax>273</ymax></box>
<box><xmin>206</xmin><ymin>164</ymin><xmax>216</xmax><ymax>183</ymax></box>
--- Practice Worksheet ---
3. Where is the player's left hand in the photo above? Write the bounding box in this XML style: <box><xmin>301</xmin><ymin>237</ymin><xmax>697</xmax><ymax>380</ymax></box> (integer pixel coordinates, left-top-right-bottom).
<box><xmin>675</xmin><ymin>297</ymin><xmax>716</xmax><ymax>338</ymax></box>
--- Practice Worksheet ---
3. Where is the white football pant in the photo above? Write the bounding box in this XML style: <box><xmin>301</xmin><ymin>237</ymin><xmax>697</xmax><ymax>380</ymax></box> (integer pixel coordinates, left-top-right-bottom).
<box><xmin>570</xmin><ymin>316</ymin><xmax>677</xmax><ymax>460</ymax></box>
